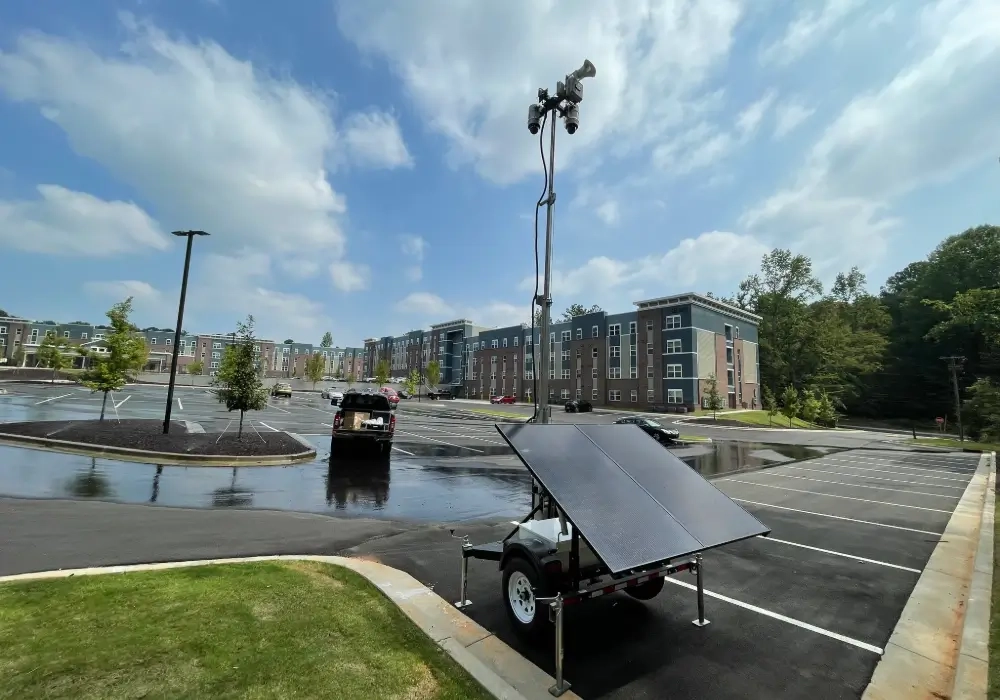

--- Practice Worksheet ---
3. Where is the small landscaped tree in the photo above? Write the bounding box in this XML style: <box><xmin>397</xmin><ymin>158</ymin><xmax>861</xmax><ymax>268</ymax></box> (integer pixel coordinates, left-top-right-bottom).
<box><xmin>345</xmin><ymin>369</ymin><xmax>356</xmax><ymax>388</ymax></box>
<box><xmin>763</xmin><ymin>385</ymin><xmax>778</xmax><ymax>427</ymax></box>
<box><xmin>704</xmin><ymin>373</ymin><xmax>724</xmax><ymax>419</ymax></box>
<box><xmin>305</xmin><ymin>352</ymin><xmax>325</xmax><ymax>388</ymax></box>
<box><xmin>425</xmin><ymin>359</ymin><xmax>441</xmax><ymax>391</ymax></box>
<box><xmin>780</xmin><ymin>385</ymin><xmax>800</xmax><ymax>428</ymax></box>
<box><xmin>37</xmin><ymin>335</ymin><xmax>69</xmax><ymax>383</ymax></box>
<box><xmin>80</xmin><ymin>297</ymin><xmax>148</xmax><ymax>421</ymax></box>
<box><xmin>211</xmin><ymin>316</ymin><xmax>268</xmax><ymax>438</ymax></box>
<box><xmin>374</xmin><ymin>359</ymin><xmax>390</xmax><ymax>388</ymax></box>
<box><xmin>11</xmin><ymin>345</ymin><xmax>24</xmax><ymax>367</ymax></box>
<box><xmin>187</xmin><ymin>359</ymin><xmax>204</xmax><ymax>384</ymax></box>
<box><xmin>799</xmin><ymin>389</ymin><xmax>821</xmax><ymax>424</ymax></box>
<box><xmin>404</xmin><ymin>369</ymin><xmax>420</xmax><ymax>396</ymax></box>
<box><xmin>817</xmin><ymin>392</ymin><xmax>838</xmax><ymax>428</ymax></box>
<box><xmin>320</xmin><ymin>331</ymin><xmax>333</xmax><ymax>348</ymax></box>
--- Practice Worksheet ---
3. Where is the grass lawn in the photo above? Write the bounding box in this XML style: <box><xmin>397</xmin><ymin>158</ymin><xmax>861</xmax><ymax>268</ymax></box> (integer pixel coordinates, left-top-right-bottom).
<box><xmin>0</xmin><ymin>561</ymin><xmax>492</xmax><ymax>700</ymax></box>
<box><xmin>677</xmin><ymin>434</ymin><xmax>712</xmax><ymax>443</ymax></box>
<box><xmin>990</xmin><ymin>487</ymin><xmax>999</xmax><ymax>699</ymax></box>
<box><xmin>697</xmin><ymin>410</ymin><xmax>819</xmax><ymax>429</ymax></box>
<box><xmin>911</xmin><ymin>437</ymin><xmax>1000</xmax><ymax>452</ymax></box>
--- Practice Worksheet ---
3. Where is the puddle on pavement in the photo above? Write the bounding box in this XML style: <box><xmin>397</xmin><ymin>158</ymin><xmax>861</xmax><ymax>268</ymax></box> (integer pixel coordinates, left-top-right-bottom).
<box><xmin>0</xmin><ymin>433</ymin><xmax>835</xmax><ymax>521</ymax></box>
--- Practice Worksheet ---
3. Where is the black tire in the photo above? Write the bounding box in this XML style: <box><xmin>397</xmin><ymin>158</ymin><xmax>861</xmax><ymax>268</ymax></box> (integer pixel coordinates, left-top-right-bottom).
<box><xmin>501</xmin><ymin>557</ymin><xmax>552</xmax><ymax>640</ymax></box>
<box><xmin>625</xmin><ymin>577</ymin><xmax>664</xmax><ymax>600</ymax></box>
<box><xmin>652</xmin><ymin>432</ymin><xmax>662</xmax><ymax>442</ymax></box>
<box><xmin>379</xmin><ymin>442</ymin><xmax>392</xmax><ymax>458</ymax></box>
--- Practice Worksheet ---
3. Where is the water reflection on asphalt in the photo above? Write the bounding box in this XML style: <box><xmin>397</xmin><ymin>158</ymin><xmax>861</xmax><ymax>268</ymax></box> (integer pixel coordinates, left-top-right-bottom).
<box><xmin>0</xmin><ymin>435</ymin><xmax>836</xmax><ymax>522</ymax></box>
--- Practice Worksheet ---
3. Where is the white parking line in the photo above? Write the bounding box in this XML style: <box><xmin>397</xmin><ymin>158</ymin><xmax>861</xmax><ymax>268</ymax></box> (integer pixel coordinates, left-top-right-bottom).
<box><xmin>176</xmin><ymin>397</ymin><xmax>183</xmax><ymax>410</ymax></box>
<box><xmin>392</xmin><ymin>446</ymin><xmax>416</xmax><ymax>456</ymax></box>
<box><xmin>724</xmin><ymin>479</ymin><xmax>952</xmax><ymax>513</ymax></box>
<box><xmin>662</xmin><ymin>577</ymin><xmax>883</xmax><ymax>654</ymax></box>
<box><xmin>321</xmin><ymin>423</ymin><xmax>333</xmax><ymax>428</ymax></box>
<box><xmin>114</xmin><ymin>395</ymin><xmax>131</xmax><ymax>409</ymax></box>
<box><xmin>759</xmin><ymin>537</ymin><xmax>921</xmax><ymax>573</ymax></box>
<box><xmin>822</xmin><ymin>457</ymin><xmax>976</xmax><ymax>475</ymax></box>
<box><xmin>807</xmin><ymin>462</ymin><xmax>969</xmax><ymax>483</ymax></box>
<box><xmin>779</xmin><ymin>465</ymin><xmax>967</xmax><ymax>491</ymax></box>
<box><xmin>410</xmin><ymin>425</ymin><xmax>505</xmax><ymax>445</ymax></box>
<box><xmin>757</xmin><ymin>473</ymin><xmax>960</xmax><ymax>500</ymax></box>
<box><xmin>267</xmin><ymin>403</ymin><xmax>292</xmax><ymax>414</ymax></box>
<box><xmin>732</xmin><ymin>498</ymin><xmax>942</xmax><ymax>535</ymax></box>
<box><xmin>34</xmin><ymin>393</ymin><xmax>72</xmax><ymax>405</ymax></box>
<box><xmin>258</xmin><ymin>422</ymin><xmax>280</xmax><ymax>432</ymax></box>
<box><xmin>304</xmin><ymin>405</ymin><xmax>334</xmax><ymax>415</ymax></box>
<box><xmin>396</xmin><ymin>430</ymin><xmax>483</xmax><ymax>453</ymax></box>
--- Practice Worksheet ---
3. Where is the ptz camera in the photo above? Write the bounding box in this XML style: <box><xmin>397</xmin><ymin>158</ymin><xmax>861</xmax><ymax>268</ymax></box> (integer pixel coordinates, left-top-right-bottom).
<box><xmin>527</xmin><ymin>104</ymin><xmax>542</xmax><ymax>135</ymax></box>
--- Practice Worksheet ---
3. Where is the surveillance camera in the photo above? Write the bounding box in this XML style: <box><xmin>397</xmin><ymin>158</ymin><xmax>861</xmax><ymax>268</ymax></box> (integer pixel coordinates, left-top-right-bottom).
<box><xmin>527</xmin><ymin>104</ymin><xmax>542</xmax><ymax>135</ymax></box>
<box><xmin>564</xmin><ymin>104</ymin><xmax>579</xmax><ymax>135</ymax></box>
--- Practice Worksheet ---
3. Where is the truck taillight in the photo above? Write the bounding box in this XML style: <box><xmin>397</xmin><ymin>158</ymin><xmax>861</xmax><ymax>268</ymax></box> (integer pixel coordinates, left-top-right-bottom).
<box><xmin>389</xmin><ymin>414</ymin><xmax>396</xmax><ymax>434</ymax></box>
<box><xmin>333</xmin><ymin>413</ymin><xmax>342</xmax><ymax>430</ymax></box>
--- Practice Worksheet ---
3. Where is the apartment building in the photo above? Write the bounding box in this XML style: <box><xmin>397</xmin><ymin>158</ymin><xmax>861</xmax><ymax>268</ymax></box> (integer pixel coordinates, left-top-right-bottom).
<box><xmin>365</xmin><ymin>320</ymin><xmax>487</xmax><ymax>384</ymax></box>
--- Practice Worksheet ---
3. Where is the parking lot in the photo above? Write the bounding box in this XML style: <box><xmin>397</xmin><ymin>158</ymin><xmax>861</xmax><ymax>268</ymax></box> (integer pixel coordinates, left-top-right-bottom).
<box><xmin>348</xmin><ymin>448</ymin><xmax>982</xmax><ymax>700</ymax></box>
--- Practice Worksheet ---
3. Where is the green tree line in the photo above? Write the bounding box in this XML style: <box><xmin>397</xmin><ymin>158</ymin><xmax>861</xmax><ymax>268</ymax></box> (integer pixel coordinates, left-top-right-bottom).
<box><xmin>734</xmin><ymin>224</ymin><xmax>1000</xmax><ymax>441</ymax></box>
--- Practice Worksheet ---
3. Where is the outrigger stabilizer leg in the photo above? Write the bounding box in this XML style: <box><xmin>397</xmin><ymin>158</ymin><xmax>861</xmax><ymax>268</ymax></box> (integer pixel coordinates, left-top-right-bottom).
<box><xmin>691</xmin><ymin>552</ymin><xmax>710</xmax><ymax>627</ymax></box>
<box><xmin>453</xmin><ymin>532</ymin><xmax>472</xmax><ymax>609</ymax></box>
<box><xmin>539</xmin><ymin>593</ymin><xmax>570</xmax><ymax>697</ymax></box>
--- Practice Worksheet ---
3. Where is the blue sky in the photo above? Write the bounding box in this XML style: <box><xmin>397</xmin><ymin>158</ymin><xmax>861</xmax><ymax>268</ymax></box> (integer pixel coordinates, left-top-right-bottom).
<box><xmin>1</xmin><ymin>0</ymin><xmax>998</xmax><ymax>346</ymax></box>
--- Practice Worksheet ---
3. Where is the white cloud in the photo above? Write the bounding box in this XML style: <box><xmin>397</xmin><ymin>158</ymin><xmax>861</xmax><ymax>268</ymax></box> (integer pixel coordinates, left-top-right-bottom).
<box><xmin>337</xmin><ymin>0</ymin><xmax>744</xmax><ymax>184</ymax></box>
<box><xmin>760</xmin><ymin>0</ymin><xmax>863</xmax><ymax>66</ymax></box>
<box><xmin>595</xmin><ymin>200</ymin><xmax>620</xmax><ymax>226</ymax></box>
<box><xmin>736</xmin><ymin>90</ymin><xmax>776</xmax><ymax>136</ymax></box>
<box><xmin>397</xmin><ymin>234</ymin><xmax>427</xmax><ymax>282</ymax></box>
<box><xmin>84</xmin><ymin>279</ymin><xmax>162</xmax><ymax>300</ymax></box>
<box><xmin>0</xmin><ymin>185</ymin><xmax>167</xmax><ymax>256</ymax></box>
<box><xmin>329</xmin><ymin>260</ymin><xmax>370</xmax><ymax>292</ymax></box>
<box><xmin>395</xmin><ymin>291</ymin><xmax>449</xmax><ymax>316</ymax></box>
<box><xmin>772</xmin><ymin>100</ymin><xmax>814</xmax><ymax>139</ymax></box>
<box><xmin>343</xmin><ymin>110</ymin><xmax>413</xmax><ymax>169</ymax></box>
<box><xmin>744</xmin><ymin>0</ymin><xmax>1000</xmax><ymax>274</ymax></box>
<box><xmin>518</xmin><ymin>231</ymin><xmax>770</xmax><ymax>307</ymax></box>
<box><xmin>82</xmin><ymin>279</ymin><xmax>173</xmax><ymax>324</ymax></box>
<box><xmin>393</xmin><ymin>292</ymin><xmax>527</xmax><ymax>331</ymax></box>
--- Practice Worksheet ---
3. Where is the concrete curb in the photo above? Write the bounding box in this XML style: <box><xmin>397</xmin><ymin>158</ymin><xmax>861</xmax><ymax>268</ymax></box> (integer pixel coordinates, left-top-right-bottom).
<box><xmin>0</xmin><ymin>555</ymin><xmax>579</xmax><ymax>700</ymax></box>
<box><xmin>951</xmin><ymin>452</ymin><xmax>995</xmax><ymax>700</ymax></box>
<box><xmin>0</xmin><ymin>431</ymin><xmax>317</xmax><ymax>467</ymax></box>
<box><xmin>862</xmin><ymin>452</ymin><xmax>994</xmax><ymax>700</ymax></box>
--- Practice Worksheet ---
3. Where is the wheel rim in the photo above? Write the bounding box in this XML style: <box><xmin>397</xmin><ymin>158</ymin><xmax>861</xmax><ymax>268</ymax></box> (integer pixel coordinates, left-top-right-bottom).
<box><xmin>653</xmin><ymin>432</ymin><xmax>661</xmax><ymax>441</ymax></box>
<box><xmin>507</xmin><ymin>571</ymin><xmax>536</xmax><ymax>624</ymax></box>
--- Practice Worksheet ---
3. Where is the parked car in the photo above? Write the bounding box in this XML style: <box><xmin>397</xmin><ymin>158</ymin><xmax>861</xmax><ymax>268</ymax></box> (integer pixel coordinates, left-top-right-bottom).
<box><xmin>396</xmin><ymin>389</ymin><xmax>410</xmax><ymax>399</ymax></box>
<box><xmin>378</xmin><ymin>386</ymin><xmax>400</xmax><ymax>406</ymax></box>
<box><xmin>426</xmin><ymin>388</ymin><xmax>453</xmax><ymax>400</ymax></box>
<box><xmin>491</xmin><ymin>395</ymin><xmax>516</xmax><ymax>404</ymax></box>
<box><xmin>271</xmin><ymin>382</ymin><xmax>292</xmax><ymax>398</ymax></box>
<box><xmin>564</xmin><ymin>399</ymin><xmax>593</xmax><ymax>413</ymax></box>
<box><xmin>614</xmin><ymin>416</ymin><xmax>679</xmax><ymax>443</ymax></box>
<box><xmin>323</xmin><ymin>389</ymin><xmax>344</xmax><ymax>405</ymax></box>
<box><xmin>331</xmin><ymin>391</ymin><xmax>395</xmax><ymax>457</ymax></box>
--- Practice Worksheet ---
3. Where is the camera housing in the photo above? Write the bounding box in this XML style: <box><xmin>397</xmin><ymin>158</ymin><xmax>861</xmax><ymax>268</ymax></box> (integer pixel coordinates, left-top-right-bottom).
<box><xmin>562</xmin><ymin>76</ymin><xmax>584</xmax><ymax>105</ymax></box>
<box><xmin>563</xmin><ymin>104</ymin><xmax>579</xmax><ymax>134</ymax></box>
<box><xmin>527</xmin><ymin>104</ymin><xmax>542</xmax><ymax>135</ymax></box>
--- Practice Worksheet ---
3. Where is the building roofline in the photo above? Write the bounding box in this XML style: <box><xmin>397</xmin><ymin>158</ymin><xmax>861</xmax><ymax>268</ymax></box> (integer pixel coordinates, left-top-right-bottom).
<box><xmin>430</xmin><ymin>318</ymin><xmax>473</xmax><ymax>329</ymax></box>
<box><xmin>633</xmin><ymin>291</ymin><xmax>761</xmax><ymax>323</ymax></box>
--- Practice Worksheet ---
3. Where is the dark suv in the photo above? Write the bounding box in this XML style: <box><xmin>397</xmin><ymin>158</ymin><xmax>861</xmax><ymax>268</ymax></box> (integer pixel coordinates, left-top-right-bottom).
<box><xmin>331</xmin><ymin>391</ymin><xmax>395</xmax><ymax>457</ymax></box>
<box><xmin>614</xmin><ymin>416</ymin><xmax>679</xmax><ymax>443</ymax></box>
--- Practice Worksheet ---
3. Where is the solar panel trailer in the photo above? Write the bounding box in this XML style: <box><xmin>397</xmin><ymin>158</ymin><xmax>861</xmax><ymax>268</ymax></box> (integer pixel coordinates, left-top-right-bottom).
<box><xmin>453</xmin><ymin>423</ymin><xmax>771</xmax><ymax>697</ymax></box>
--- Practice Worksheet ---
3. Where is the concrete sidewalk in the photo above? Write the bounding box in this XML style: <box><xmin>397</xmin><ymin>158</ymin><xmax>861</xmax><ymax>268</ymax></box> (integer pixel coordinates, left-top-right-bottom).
<box><xmin>0</xmin><ymin>554</ymin><xmax>579</xmax><ymax>700</ymax></box>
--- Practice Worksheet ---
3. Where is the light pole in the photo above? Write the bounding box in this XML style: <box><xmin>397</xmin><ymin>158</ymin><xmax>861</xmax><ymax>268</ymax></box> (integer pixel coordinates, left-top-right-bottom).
<box><xmin>163</xmin><ymin>230</ymin><xmax>210</xmax><ymax>434</ymax></box>
<box><xmin>527</xmin><ymin>59</ymin><xmax>596</xmax><ymax>424</ymax></box>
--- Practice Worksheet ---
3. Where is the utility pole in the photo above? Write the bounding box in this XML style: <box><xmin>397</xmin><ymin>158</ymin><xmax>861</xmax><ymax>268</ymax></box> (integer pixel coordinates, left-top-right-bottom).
<box><xmin>527</xmin><ymin>59</ymin><xmax>596</xmax><ymax>423</ymax></box>
<box><xmin>941</xmin><ymin>355</ymin><xmax>965</xmax><ymax>442</ymax></box>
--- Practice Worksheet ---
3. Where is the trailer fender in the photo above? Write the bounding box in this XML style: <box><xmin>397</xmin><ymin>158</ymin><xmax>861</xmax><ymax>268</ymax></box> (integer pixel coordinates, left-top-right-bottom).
<box><xmin>499</xmin><ymin>541</ymin><xmax>547</xmax><ymax>576</ymax></box>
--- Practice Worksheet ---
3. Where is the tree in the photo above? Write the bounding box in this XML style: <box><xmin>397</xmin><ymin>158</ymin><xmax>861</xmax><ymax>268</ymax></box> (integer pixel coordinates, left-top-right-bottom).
<box><xmin>187</xmin><ymin>360</ymin><xmax>204</xmax><ymax>384</ymax></box>
<box><xmin>283</xmin><ymin>338</ymin><xmax>294</xmax><ymax>344</ymax></box>
<box><xmin>345</xmin><ymin>370</ymin><xmax>356</xmax><ymax>388</ymax></box>
<box><xmin>211</xmin><ymin>316</ymin><xmax>268</xmax><ymax>438</ymax></box>
<box><xmin>11</xmin><ymin>345</ymin><xmax>24</xmax><ymax>367</ymax></box>
<box><xmin>425</xmin><ymin>359</ymin><xmax>441</xmax><ymax>390</ymax></box>
<box><xmin>305</xmin><ymin>352</ymin><xmax>325</xmax><ymax>388</ymax></box>
<box><xmin>320</xmin><ymin>332</ymin><xmax>333</xmax><ymax>348</ymax></box>
<box><xmin>36</xmin><ymin>335</ymin><xmax>69</xmax><ymax>382</ymax></box>
<box><xmin>817</xmin><ymin>392</ymin><xmax>838</xmax><ymax>428</ymax></box>
<box><xmin>374</xmin><ymin>359</ymin><xmax>390</xmax><ymax>388</ymax></box>
<box><xmin>762</xmin><ymin>385</ymin><xmax>778</xmax><ymax>427</ymax></box>
<box><xmin>561</xmin><ymin>303</ymin><xmax>603</xmax><ymax>321</ymax></box>
<box><xmin>780</xmin><ymin>386</ymin><xmax>800</xmax><ymax>428</ymax></box>
<box><xmin>704</xmin><ymin>373</ymin><xmax>724</xmax><ymax>419</ymax></box>
<box><xmin>80</xmin><ymin>297</ymin><xmax>148</xmax><ymax>421</ymax></box>
<box><xmin>799</xmin><ymin>389</ymin><xmax>821</xmax><ymax>424</ymax></box>
<box><xmin>404</xmin><ymin>369</ymin><xmax>420</xmax><ymax>396</ymax></box>
<box><xmin>963</xmin><ymin>378</ymin><xmax>1000</xmax><ymax>442</ymax></box>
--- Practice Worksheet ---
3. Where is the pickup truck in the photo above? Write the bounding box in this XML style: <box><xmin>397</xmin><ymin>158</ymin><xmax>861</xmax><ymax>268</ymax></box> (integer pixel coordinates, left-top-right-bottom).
<box><xmin>331</xmin><ymin>391</ymin><xmax>395</xmax><ymax>457</ymax></box>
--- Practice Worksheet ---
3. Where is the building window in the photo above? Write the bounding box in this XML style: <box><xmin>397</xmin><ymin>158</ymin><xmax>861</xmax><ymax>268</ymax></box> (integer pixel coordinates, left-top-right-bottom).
<box><xmin>560</xmin><ymin>389</ymin><xmax>570</xmax><ymax>400</ymax></box>
<box><xmin>576</xmin><ymin>368</ymin><xmax>581</xmax><ymax>378</ymax></box>
<box><xmin>592</xmin><ymin>388</ymin><xmax>598</xmax><ymax>400</ymax></box>
<box><xmin>549</xmin><ymin>369</ymin><xmax>555</xmax><ymax>379</ymax></box>
<box><xmin>666</xmin><ymin>339</ymin><xmax>682</xmax><ymax>354</ymax></box>
<box><xmin>560</xmin><ymin>369</ymin><xmax>569</xmax><ymax>379</ymax></box>
<box><xmin>647</xmin><ymin>345</ymin><xmax>653</xmax><ymax>355</ymax></box>
<box><xmin>514</xmin><ymin>336</ymin><xmax>519</xmax><ymax>347</ymax></box>
<box><xmin>166</xmin><ymin>339</ymin><xmax>172</xmax><ymax>346</ymax></box>
<box><xmin>667</xmin><ymin>389</ymin><xmax>683</xmax><ymax>404</ymax></box>
<box><xmin>630</xmin><ymin>390</ymin><xmax>637</xmax><ymax>402</ymax></box>
<box><xmin>726</xmin><ymin>347</ymin><xmax>734</xmax><ymax>364</ymax></box>
<box><xmin>647</xmin><ymin>366</ymin><xmax>654</xmax><ymax>378</ymax></box>
<box><xmin>503</xmin><ymin>338</ymin><xmax>508</xmax><ymax>347</ymax></box>
<box><xmin>735</xmin><ymin>326</ymin><xmax>740</xmax><ymax>339</ymax></box>
<box><xmin>576</xmin><ymin>388</ymin><xmax>582</xmax><ymax>398</ymax></box>
<box><xmin>29</xmin><ymin>330</ymin><xmax>38</xmax><ymax>343</ymax></box>
<box><xmin>608</xmin><ymin>324</ymin><xmax>621</xmax><ymax>336</ymax></box>
<box><xmin>646</xmin><ymin>320</ymin><xmax>653</xmax><ymax>332</ymax></box>
<box><xmin>210</xmin><ymin>361</ymin><xmax>219</xmax><ymax>369</ymax></box>
<box><xmin>629</xmin><ymin>321</ymin><xmax>636</xmax><ymax>335</ymax></box>
<box><xmin>592</xmin><ymin>367</ymin><xmax>598</xmax><ymax>378</ymax></box>
<box><xmin>592</xmin><ymin>347</ymin><xmax>598</xmax><ymax>358</ymax></box>
<box><xmin>549</xmin><ymin>389</ymin><xmax>555</xmax><ymax>399</ymax></box>
<box><xmin>491</xmin><ymin>339</ymin><xmax>498</xmax><ymax>349</ymax></box>
<box><xmin>63</xmin><ymin>331</ymin><xmax>70</xmax><ymax>338</ymax></box>
<box><xmin>724</xmin><ymin>324</ymin><xmax>733</xmax><ymax>341</ymax></box>
<box><xmin>575</xmin><ymin>328</ymin><xmax>582</xmax><ymax>340</ymax></box>
<box><xmin>212</xmin><ymin>352</ymin><xmax>220</xmax><ymax>359</ymax></box>
<box><xmin>630</xmin><ymin>366</ymin><xmax>637</xmax><ymax>379</ymax></box>
<box><xmin>525</xmin><ymin>334</ymin><xmax>532</xmax><ymax>345</ymax></box>
<box><xmin>610</xmin><ymin>346</ymin><xmax>620</xmax><ymax>358</ymax></box>
<box><xmin>213</xmin><ymin>342</ymin><xmax>222</xmax><ymax>349</ymax></box>
<box><xmin>575</xmin><ymin>348</ymin><xmax>581</xmax><ymax>358</ymax></box>
<box><xmin>609</xmin><ymin>366</ymin><xmax>621</xmax><ymax>379</ymax></box>
<box><xmin>592</xmin><ymin>325</ymin><xmax>599</xmax><ymax>338</ymax></box>
<box><xmin>727</xmin><ymin>369</ymin><xmax>735</xmax><ymax>387</ymax></box>
<box><xmin>561</xmin><ymin>330</ymin><xmax>571</xmax><ymax>342</ymax></box>
<box><xmin>666</xmin><ymin>364</ymin><xmax>682</xmax><ymax>378</ymax></box>
<box><xmin>609</xmin><ymin>390</ymin><xmax>621</xmax><ymax>402</ymax></box>
<box><xmin>665</xmin><ymin>314</ymin><xmax>682</xmax><ymax>330</ymax></box>
<box><xmin>0</xmin><ymin>328</ymin><xmax>5</xmax><ymax>335</ymax></box>
<box><xmin>647</xmin><ymin>389</ymin><xmax>655</xmax><ymax>401</ymax></box>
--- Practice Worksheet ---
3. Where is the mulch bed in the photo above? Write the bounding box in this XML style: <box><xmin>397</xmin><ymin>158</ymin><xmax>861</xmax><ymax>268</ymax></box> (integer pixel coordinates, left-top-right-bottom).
<box><xmin>0</xmin><ymin>419</ymin><xmax>310</xmax><ymax>457</ymax></box>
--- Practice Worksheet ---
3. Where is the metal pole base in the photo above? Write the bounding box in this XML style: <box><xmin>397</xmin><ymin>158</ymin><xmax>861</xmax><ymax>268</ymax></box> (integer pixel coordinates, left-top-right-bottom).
<box><xmin>454</xmin><ymin>600</ymin><xmax>472</xmax><ymax>609</ymax></box>
<box><xmin>692</xmin><ymin>618</ymin><xmax>711</xmax><ymax>628</ymax></box>
<box><xmin>549</xmin><ymin>681</ymin><xmax>572</xmax><ymax>697</ymax></box>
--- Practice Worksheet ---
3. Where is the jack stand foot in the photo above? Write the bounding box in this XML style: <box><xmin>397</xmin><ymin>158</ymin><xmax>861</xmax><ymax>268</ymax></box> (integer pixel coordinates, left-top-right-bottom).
<box><xmin>455</xmin><ymin>600</ymin><xmax>472</xmax><ymax>609</ymax></box>
<box><xmin>549</xmin><ymin>681</ymin><xmax>572</xmax><ymax>697</ymax></box>
<box><xmin>692</xmin><ymin>618</ymin><xmax>711</xmax><ymax>628</ymax></box>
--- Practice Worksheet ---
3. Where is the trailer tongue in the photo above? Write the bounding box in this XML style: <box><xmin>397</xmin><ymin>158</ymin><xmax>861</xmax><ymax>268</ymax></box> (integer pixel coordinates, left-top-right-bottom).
<box><xmin>454</xmin><ymin>423</ymin><xmax>771</xmax><ymax>697</ymax></box>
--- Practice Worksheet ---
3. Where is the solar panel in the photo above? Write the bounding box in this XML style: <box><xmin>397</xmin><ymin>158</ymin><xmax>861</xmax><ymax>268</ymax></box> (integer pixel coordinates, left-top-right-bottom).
<box><xmin>496</xmin><ymin>423</ymin><xmax>770</xmax><ymax>574</ymax></box>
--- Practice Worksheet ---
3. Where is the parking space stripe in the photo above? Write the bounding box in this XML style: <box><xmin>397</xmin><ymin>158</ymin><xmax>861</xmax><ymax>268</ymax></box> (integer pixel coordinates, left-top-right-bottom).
<box><xmin>724</xmin><ymin>479</ymin><xmax>952</xmax><ymax>513</ymax></box>
<box><xmin>759</xmin><ymin>537</ymin><xmax>921</xmax><ymax>573</ymax></box>
<box><xmin>258</xmin><ymin>422</ymin><xmax>280</xmax><ymax>432</ymax></box>
<box><xmin>392</xmin><ymin>446</ymin><xmax>416</xmax><ymax>456</ymax></box>
<box><xmin>409</xmin><ymin>425</ymin><xmax>505</xmax><ymax>445</ymax></box>
<box><xmin>396</xmin><ymin>430</ymin><xmax>484</xmax><ymax>452</ymax></box>
<box><xmin>303</xmin><ymin>405</ymin><xmax>334</xmax><ymax>415</ymax></box>
<box><xmin>176</xmin><ymin>397</ymin><xmax>183</xmax><ymax>410</ymax></box>
<box><xmin>822</xmin><ymin>457</ymin><xmax>977</xmax><ymax>474</ymax></box>
<box><xmin>663</xmin><ymin>577</ymin><xmax>884</xmax><ymax>654</ymax></box>
<box><xmin>33</xmin><ymin>393</ymin><xmax>72</xmax><ymax>405</ymax></box>
<box><xmin>731</xmin><ymin>498</ymin><xmax>943</xmax><ymax>535</ymax></box>
<box><xmin>780</xmin><ymin>465</ymin><xmax>967</xmax><ymax>490</ymax></box>
<box><xmin>114</xmin><ymin>395</ymin><xmax>131</xmax><ymax>409</ymax></box>
<box><xmin>266</xmin><ymin>403</ymin><xmax>292</xmax><ymax>414</ymax></box>
<box><xmin>807</xmin><ymin>462</ymin><xmax>969</xmax><ymax>483</ymax></box>
<box><xmin>757</xmin><ymin>473</ymin><xmax>960</xmax><ymax>500</ymax></box>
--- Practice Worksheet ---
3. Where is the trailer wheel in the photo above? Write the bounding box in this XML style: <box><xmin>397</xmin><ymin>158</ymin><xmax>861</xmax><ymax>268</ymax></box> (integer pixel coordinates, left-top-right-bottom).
<box><xmin>625</xmin><ymin>577</ymin><xmax>664</xmax><ymax>601</ymax></box>
<box><xmin>502</xmin><ymin>557</ymin><xmax>551</xmax><ymax>639</ymax></box>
